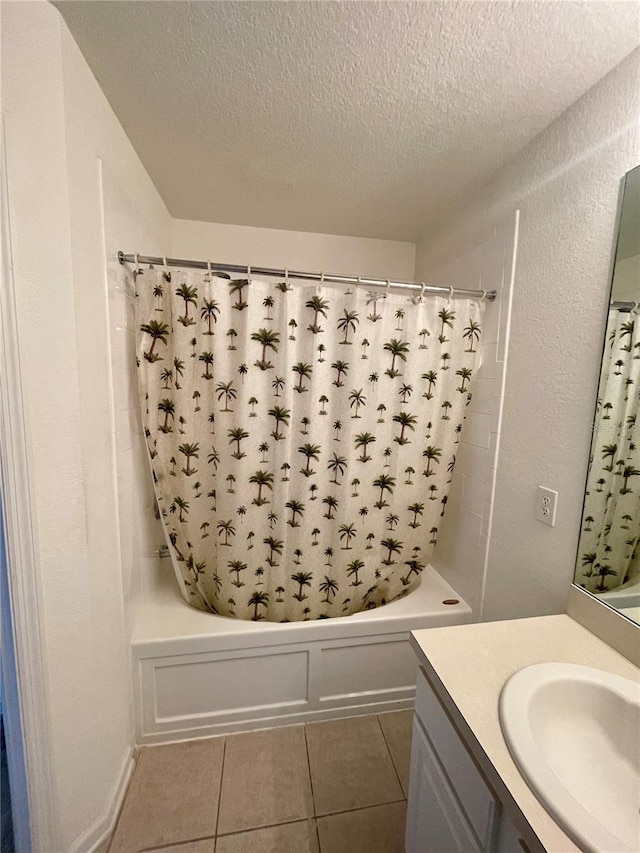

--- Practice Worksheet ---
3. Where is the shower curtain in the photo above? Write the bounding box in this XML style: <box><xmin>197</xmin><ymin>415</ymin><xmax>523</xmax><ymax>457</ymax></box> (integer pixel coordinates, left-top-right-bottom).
<box><xmin>135</xmin><ymin>266</ymin><xmax>484</xmax><ymax>621</ymax></box>
<box><xmin>578</xmin><ymin>308</ymin><xmax>640</xmax><ymax>593</ymax></box>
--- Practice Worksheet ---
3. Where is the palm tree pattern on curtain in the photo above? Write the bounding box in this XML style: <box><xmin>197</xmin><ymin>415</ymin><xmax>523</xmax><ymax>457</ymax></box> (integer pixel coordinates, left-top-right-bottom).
<box><xmin>135</xmin><ymin>267</ymin><xmax>484</xmax><ymax>621</ymax></box>
<box><xmin>578</xmin><ymin>309</ymin><xmax>640</xmax><ymax>593</ymax></box>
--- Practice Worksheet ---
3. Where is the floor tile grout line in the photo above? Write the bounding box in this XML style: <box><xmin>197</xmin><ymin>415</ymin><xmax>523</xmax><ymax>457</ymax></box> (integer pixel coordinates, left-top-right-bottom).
<box><xmin>212</xmin><ymin>797</ymin><xmax>407</xmax><ymax>853</ymax></box>
<box><xmin>305</xmin><ymin>712</ymin><xmax>406</xmax><ymax>820</ymax></box>
<box><xmin>109</xmin><ymin>713</ymin><xmax>409</xmax><ymax>851</ymax></box>
<box><xmin>215</xmin><ymin>817</ymin><xmax>312</xmax><ymax>838</ymax></box>
<box><xmin>106</xmin><ymin>747</ymin><xmax>144</xmax><ymax>853</ymax></box>
<box><xmin>140</xmin><ymin>834</ymin><xmax>216</xmax><ymax>852</ymax></box>
<box><xmin>213</xmin><ymin>817</ymin><xmax>319</xmax><ymax>842</ymax></box>
<box><xmin>376</xmin><ymin>713</ymin><xmax>407</xmax><ymax>796</ymax></box>
<box><xmin>214</xmin><ymin>735</ymin><xmax>228</xmax><ymax>837</ymax></box>
<box><xmin>114</xmin><ymin>739</ymin><xmax>226</xmax><ymax>853</ymax></box>
<box><xmin>314</xmin><ymin>796</ymin><xmax>407</xmax><ymax>822</ymax></box>
<box><xmin>212</xmin><ymin>798</ymin><xmax>408</xmax><ymax>839</ymax></box>
<box><xmin>302</xmin><ymin>723</ymin><xmax>318</xmax><ymax>819</ymax></box>
<box><xmin>215</xmin><ymin>724</ymin><xmax>313</xmax><ymax>838</ymax></box>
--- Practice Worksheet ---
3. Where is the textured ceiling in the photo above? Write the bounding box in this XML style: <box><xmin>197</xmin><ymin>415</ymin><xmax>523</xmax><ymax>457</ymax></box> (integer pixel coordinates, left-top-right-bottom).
<box><xmin>54</xmin><ymin>1</ymin><xmax>640</xmax><ymax>241</ymax></box>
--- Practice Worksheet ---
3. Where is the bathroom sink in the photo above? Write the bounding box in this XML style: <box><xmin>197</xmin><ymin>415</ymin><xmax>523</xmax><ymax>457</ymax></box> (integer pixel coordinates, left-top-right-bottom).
<box><xmin>499</xmin><ymin>662</ymin><xmax>640</xmax><ymax>853</ymax></box>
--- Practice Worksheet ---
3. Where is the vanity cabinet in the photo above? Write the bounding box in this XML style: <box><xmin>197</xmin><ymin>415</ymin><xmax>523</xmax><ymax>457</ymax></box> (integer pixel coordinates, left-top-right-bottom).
<box><xmin>406</xmin><ymin>667</ymin><xmax>527</xmax><ymax>853</ymax></box>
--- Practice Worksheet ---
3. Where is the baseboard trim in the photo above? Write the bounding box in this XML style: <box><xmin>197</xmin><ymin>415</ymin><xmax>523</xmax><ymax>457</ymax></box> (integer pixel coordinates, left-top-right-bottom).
<box><xmin>69</xmin><ymin>748</ymin><xmax>135</xmax><ymax>853</ymax></box>
<box><xmin>138</xmin><ymin>695</ymin><xmax>415</xmax><ymax>745</ymax></box>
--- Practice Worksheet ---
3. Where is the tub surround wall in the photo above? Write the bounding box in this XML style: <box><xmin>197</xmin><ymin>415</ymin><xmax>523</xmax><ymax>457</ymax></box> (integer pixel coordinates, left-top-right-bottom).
<box><xmin>417</xmin><ymin>48</ymin><xmax>640</xmax><ymax>621</ymax></box>
<box><xmin>430</xmin><ymin>214</ymin><xmax>518</xmax><ymax>617</ymax></box>
<box><xmin>2</xmin><ymin>2</ymin><xmax>171</xmax><ymax>849</ymax></box>
<box><xmin>128</xmin><ymin>220</ymin><xmax>512</xmax><ymax>624</ymax></box>
<box><xmin>104</xmin><ymin>170</ymin><xmax>168</xmax><ymax>608</ymax></box>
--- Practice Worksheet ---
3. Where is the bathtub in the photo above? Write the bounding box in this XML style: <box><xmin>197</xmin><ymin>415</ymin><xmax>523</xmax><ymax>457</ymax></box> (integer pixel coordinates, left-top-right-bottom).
<box><xmin>131</xmin><ymin>566</ymin><xmax>471</xmax><ymax>744</ymax></box>
<box><xmin>598</xmin><ymin>577</ymin><xmax>640</xmax><ymax>623</ymax></box>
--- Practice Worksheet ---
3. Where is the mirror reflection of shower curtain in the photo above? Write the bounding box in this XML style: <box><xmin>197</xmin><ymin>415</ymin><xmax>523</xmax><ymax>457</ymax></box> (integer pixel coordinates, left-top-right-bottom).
<box><xmin>135</xmin><ymin>266</ymin><xmax>485</xmax><ymax>621</ymax></box>
<box><xmin>578</xmin><ymin>309</ymin><xmax>640</xmax><ymax>593</ymax></box>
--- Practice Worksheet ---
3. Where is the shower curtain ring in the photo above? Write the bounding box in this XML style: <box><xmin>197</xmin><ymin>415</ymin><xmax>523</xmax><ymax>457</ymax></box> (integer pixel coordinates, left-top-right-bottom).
<box><xmin>411</xmin><ymin>281</ymin><xmax>426</xmax><ymax>305</ymax></box>
<box><xmin>344</xmin><ymin>274</ymin><xmax>355</xmax><ymax>295</ymax></box>
<box><xmin>481</xmin><ymin>289</ymin><xmax>487</xmax><ymax>300</ymax></box>
<box><xmin>447</xmin><ymin>285</ymin><xmax>454</xmax><ymax>303</ymax></box>
<box><xmin>385</xmin><ymin>279</ymin><xmax>391</xmax><ymax>298</ymax></box>
<box><xmin>284</xmin><ymin>267</ymin><xmax>289</xmax><ymax>287</ymax></box>
<box><xmin>134</xmin><ymin>253</ymin><xmax>139</xmax><ymax>266</ymax></box>
<box><xmin>247</xmin><ymin>264</ymin><xmax>251</xmax><ymax>280</ymax></box>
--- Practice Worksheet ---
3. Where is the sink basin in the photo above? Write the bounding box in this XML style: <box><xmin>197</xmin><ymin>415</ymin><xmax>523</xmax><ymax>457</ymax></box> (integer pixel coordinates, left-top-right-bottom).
<box><xmin>499</xmin><ymin>662</ymin><xmax>640</xmax><ymax>853</ymax></box>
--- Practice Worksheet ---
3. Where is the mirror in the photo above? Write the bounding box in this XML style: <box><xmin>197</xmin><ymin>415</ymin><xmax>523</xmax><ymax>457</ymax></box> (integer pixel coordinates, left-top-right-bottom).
<box><xmin>574</xmin><ymin>165</ymin><xmax>640</xmax><ymax>624</ymax></box>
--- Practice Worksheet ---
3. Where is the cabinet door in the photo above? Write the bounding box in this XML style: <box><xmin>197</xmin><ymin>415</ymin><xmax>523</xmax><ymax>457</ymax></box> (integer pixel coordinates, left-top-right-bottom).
<box><xmin>406</xmin><ymin>717</ymin><xmax>482</xmax><ymax>853</ymax></box>
<box><xmin>416</xmin><ymin>668</ymin><xmax>501</xmax><ymax>847</ymax></box>
<box><xmin>495</xmin><ymin>811</ymin><xmax>528</xmax><ymax>853</ymax></box>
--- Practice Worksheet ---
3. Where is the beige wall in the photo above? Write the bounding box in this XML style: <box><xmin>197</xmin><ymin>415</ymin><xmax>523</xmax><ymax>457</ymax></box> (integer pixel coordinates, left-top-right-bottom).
<box><xmin>416</xmin><ymin>49</ymin><xmax>640</xmax><ymax>621</ymax></box>
<box><xmin>1</xmin><ymin>2</ymin><xmax>171</xmax><ymax>849</ymax></box>
<box><xmin>172</xmin><ymin>218</ymin><xmax>416</xmax><ymax>280</ymax></box>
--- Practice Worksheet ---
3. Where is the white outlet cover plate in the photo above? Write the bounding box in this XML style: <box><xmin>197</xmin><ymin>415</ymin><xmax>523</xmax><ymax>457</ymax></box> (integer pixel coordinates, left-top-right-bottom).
<box><xmin>536</xmin><ymin>486</ymin><xmax>558</xmax><ymax>527</ymax></box>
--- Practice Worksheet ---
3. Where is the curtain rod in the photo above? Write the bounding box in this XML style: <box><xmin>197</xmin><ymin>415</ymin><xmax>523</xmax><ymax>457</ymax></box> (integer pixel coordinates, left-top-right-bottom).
<box><xmin>118</xmin><ymin>251</ymin><xmax>496</xmax><ymax>301</ymax></box>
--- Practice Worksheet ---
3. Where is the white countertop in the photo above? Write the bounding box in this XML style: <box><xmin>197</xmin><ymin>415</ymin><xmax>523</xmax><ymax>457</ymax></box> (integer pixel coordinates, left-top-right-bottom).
<box><xmin>410</xmin><ymin>614</ymin><xmax>640</xmax><ymax>853</ymax></box>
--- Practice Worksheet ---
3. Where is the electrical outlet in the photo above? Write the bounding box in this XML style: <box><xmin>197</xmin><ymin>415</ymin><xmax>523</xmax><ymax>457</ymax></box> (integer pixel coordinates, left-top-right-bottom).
<box><xmin>536</xmin><ymin>486</ymin><xmax>558</xmax><ymax>527</ymax></box>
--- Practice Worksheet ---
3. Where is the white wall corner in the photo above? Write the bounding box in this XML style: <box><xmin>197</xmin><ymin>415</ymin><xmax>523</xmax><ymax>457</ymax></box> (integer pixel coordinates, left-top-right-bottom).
<box><xmin>0</xmin><ymin>110</ymin><xmax>59</xmax><ymax>853</ymax></box>
<box><xmin>69</xmin><ymin>749</ymin><xmax>135</xmax><ymax>853</ymax></box>
<box><xmin>429</xmin><ymin>211</ymin><xmax>519</xmax><ymax>620</ymax></box>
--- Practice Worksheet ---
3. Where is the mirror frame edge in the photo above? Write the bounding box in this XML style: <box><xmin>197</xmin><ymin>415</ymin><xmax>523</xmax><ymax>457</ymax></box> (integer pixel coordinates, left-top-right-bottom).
<box><xmin>571</xmin><ymin>167</ymin><xmax>640</xmax><ymax>627</ymax></box>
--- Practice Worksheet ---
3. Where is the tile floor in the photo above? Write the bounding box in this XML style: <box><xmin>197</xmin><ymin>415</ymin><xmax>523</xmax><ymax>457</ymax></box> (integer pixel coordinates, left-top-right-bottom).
<box><xmin>108</xmin><ymin>710</ymin><xmax>412</xmax><ymax>853</ymax></box>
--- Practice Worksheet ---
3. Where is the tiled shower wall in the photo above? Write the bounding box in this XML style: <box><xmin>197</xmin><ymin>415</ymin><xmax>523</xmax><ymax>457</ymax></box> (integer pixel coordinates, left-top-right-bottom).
<box><xmin>427</xmin><ymin>213</ymin><xmax>519</xmax><ymax>617</ymax></box>
<box><xmin>102</xmin><ymin>163</ymin><xmax>168</xmax><ymax>606</ymax></box>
